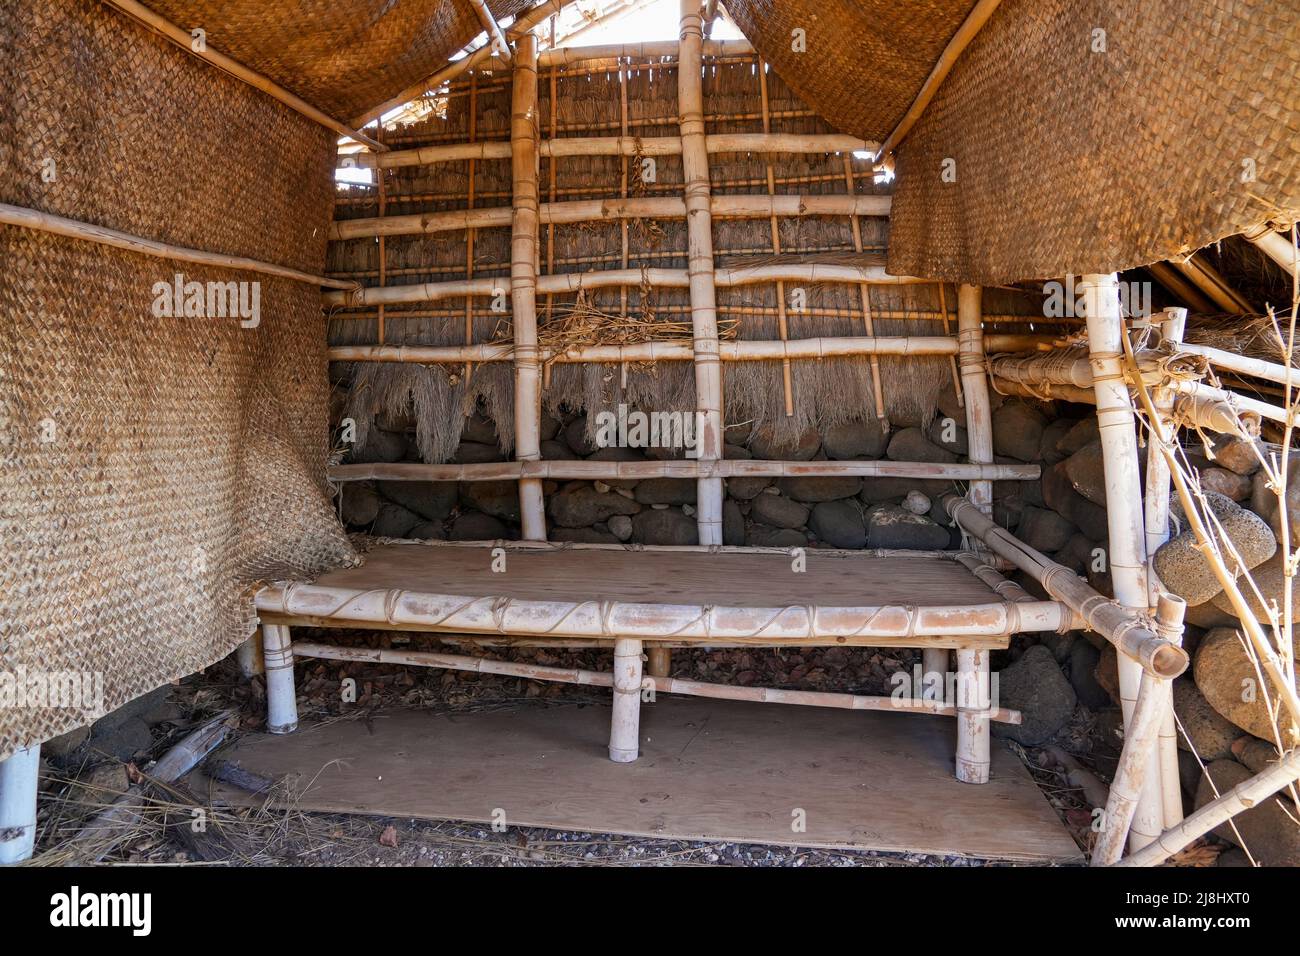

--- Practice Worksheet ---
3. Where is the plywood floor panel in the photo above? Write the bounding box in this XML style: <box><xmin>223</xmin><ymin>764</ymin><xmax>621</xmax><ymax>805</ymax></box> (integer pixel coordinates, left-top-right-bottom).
<box><xmin>195</xmin><ymin>699</ymin><xmax>1082</xmax><ymax>863</ymax></box>
<box><xmin>308</xmin><ymin>544</ymin><xmax>1003</xmax><ymax>607</ymax></box>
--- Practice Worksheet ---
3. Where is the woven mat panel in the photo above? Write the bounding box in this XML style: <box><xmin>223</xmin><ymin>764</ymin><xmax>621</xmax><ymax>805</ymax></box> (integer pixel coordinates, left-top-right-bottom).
<box><xmin>141</xmin><ymin>0</ymin><xmax>534</xmax><ymax>122</ymax></box>
<box><xmin>723</xmin><ymin>0</ymin><xmax>973</xmax><ymax>142</ymax></box>
<box><xmin>0</xmin><ymin>0</ymin><xmax>357</xmax><ymax>759</ymax></box>
<box><xmin>888</xmin><ymin>0</ymin><xmax>1300</xmax><ymax>284</ymax></box>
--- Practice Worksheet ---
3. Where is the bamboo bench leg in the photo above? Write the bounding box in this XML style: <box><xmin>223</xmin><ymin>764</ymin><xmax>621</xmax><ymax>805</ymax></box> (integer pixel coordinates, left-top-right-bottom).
<box><xmin>0</xmin><ymin>744</ymin><xmax>40</xmax><ymax>864</ymax></box>
<box><xmin>921</xmin><ymin>648</ymin><xmax>948</xmax><ymax>699</ymax></box>
<box><xmin>236</xmin><ymin>630</ymin><xmax>265</xmax><ymax>678</ymax></box>
<box><xmin>609</xmin><ymin>637</ymin><xmax>643</xmax><ymax>763</ymax></box>
<box><xmin>955</xmin><ymin>648</ymin><xmax>990</xmax><ymax>784</ymax></box>
<box><xmin>263</xmin><ymin>623</ymin><xmax>299</xmax><ymax>735</ymax></box>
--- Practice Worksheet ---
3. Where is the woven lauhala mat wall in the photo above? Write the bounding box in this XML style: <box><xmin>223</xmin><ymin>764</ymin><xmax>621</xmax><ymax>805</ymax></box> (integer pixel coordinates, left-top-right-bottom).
<box><xmin>0</xmin><ymin>0</ymin><xmax>357</xmax><ymax>759</ymax></box>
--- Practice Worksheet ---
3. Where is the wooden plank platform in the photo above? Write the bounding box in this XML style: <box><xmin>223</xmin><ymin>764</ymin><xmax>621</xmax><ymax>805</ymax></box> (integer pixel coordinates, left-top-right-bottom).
<box><xmin>194</xmin><ymin>699</ymin><xmax>1083</xmax><ymax>863</ymax></box>
<box><xmin>302</xmin><ymin>543</ymin><xmax>1006</xmax><ymax>607</ymax></box>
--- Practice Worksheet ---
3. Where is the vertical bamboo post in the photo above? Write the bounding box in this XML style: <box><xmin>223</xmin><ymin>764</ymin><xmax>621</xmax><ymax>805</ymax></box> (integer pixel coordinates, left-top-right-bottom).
<box><xmin>957</xmin><ymin>285</ymin><xmax>993</xmax><ymax>522</ymax></box>
<box><xmin>954</xmin><ymin>648</ymin><xmax>990</xmax><ymax>783</ymax></box>
<box><xmin>464</xmin><ymin>73</ymin><xmax>479</xmax><ymax>385</ymax></box>
<box><xmin>609</xmin><ymin>637</ymin><xmax>644</xmax><ymax>762</ymax></box>
<box><xmin>647</xmin><ymin>646</ymin><xmax>672</xmax><ymax>678</ymax></box>
<box><xmin>0</xmin><ymin>744</ymin><xmax>39</xmax><ymax>864</ymax></box>
<box><xmin>843</xmin><ymin>153</ymin><xmax>889</xmax><ymax>431</ymax></box>
<box><xmin>939</xmin><ymin>283</ymin><xmax>965</xmax><ymax>410</ymax></box>
<box><xmin>922</xmin><ymin>648</ymin><xmax>949</xmax><ymax>698</ymax></box>
<box><xmin>1081</xmin><ymin>272</ymin><xmax>1161</xmax><ymax>850</ymax></box>
<box><xmin>377</xmin><ymin>123</ymin><xmax>388</xmax><ymax>345</ymax></box>
<box><xmin>678</xmin><ymin>0</ymin><xmax>723</xmax><ymax>544</ymax></box>
<box><xmin>236</xmin><ymin>632</ymin><xmax>265</xmax><ymax>677</ymax></box>
<box><xmin>1093</xmin><ymin>594</ymin><xmax>1186</xmax><ymax>865</ymax></box>
<box><xmin>263</xmin><ymin>623</ymin><xmax>298</xmax><ymax>735</ymax></box>
<box><xmin>758</xmin><ymin>59</ymin><xmax>795</xmax><ymax>417</ymax></box>
<box><xmin>1147</xmin><ymin>307</ymin><xmax>1187</xmax><ymax>829</ymax></box>
<box><xmin>511</xmin><ymin>34</ymin><xmax>547</xmax><ymax>540</ymax></box>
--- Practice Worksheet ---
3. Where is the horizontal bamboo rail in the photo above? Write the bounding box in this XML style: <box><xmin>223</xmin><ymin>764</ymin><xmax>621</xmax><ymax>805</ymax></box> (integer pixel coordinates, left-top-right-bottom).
<box><xmin>1169</xmin><ymin>254</ymin><xmax>1253</xmax><ymax>314</ymax></box>
<box><xmin>1244</xmin><ymin>223</ymin><xmax>1300</xmax><ymax>272</ymax></box>
<box><xmin>1179</xmin><ymin>342</ymin><xmax>1300</xmax><ymax>388</ymax></box>
<box><xmin>329</xmin><ymin>194</ymin><xmax>893</xmax><ymax>240</ymax></box>
<box><xmin>329</xmin><ymin>458</ymin><xmax>1041</xmax><ymax>483</ymax></box>
<box><xmin>1170</xmin><ymin>379</ymin><xmax>1296</xmax><ymax>426</ymax></box>
<box><xmin>323</xmin><ymin>262</ymin><xmax>924</xmax><ymax>307</ymax></box>
<box><xmin>943</xmin><ymin>496</ymin><xmax>1189</xmax><ymax>679</ymax></box>
<box><xmin>345</xmin><ymin>132</ymin><xmax>875</xmax><ymax>170</ymax></box>
<box><xmin>290</xmin><ymin>640</ymin><xmax>1023</xmax><ymax>723</ymax></box>
<box><xmin>0</xmin><ymin>201</ymin><xmax>357</xmax><ymax>290</ymax></box>
<box><xmin>103</xmin><ymin>0</ymin><xmax>385</xmax><ymax>151</ymax></box>
<box><xmin>327</xmin><ymin>333</ymin><xmax>1054</xmax><ymax>364</ymax></box>
<box><xmin>989</xmin><ymin>350</ymin><xmax>1170</xmax><ymax>390</ymax></box>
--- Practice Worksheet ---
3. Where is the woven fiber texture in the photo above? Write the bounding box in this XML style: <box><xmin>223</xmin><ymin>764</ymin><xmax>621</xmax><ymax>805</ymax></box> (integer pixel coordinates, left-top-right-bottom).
<box><xmin>724</xmin><ymin>0</ymin><xmax>973</xmax><ymax>142</ymax></box>
<box><xmin>0</xmin><ymin>0</ymin><xmax>358</xmax><ymax>760</ymax></box>
<box><xmin>888</xmin><ymin>0</ymin><xmax>1300</xmax><ymax>284</ymax></box>
<box><xmin>141</xmin><ymin>0</ymin><xmax>535</xmax><ymax>122</ymax></box>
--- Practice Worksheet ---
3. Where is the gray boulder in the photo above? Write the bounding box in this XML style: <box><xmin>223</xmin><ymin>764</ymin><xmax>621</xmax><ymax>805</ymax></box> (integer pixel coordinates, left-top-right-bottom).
<box><xmin>372</xmin><ymin>502</ymin><xmax>421</xmax><ymax>538</ymax></box>
<box><xmin>866</xmin><ymin>506</ymin><xmax>949</xmax><ymax>550</ymax></box>
<box><xmin>886</xmin><ymin>427</ymin><xmax>958</xmax><ymax>464</ymax></box>
<box><xmin>1194</xmin><ymin>626</ymin><xmax>1299</xmax><ymax>747</ymax></box>
<box><xmin>460</xmin><ymin>480</ymin><xmax>521</xmax><ymax>522</ymax></box>
<box><xmin>776</xmin><ymin>476</ymin><xmax>863</xmax><ymax>503</ymax></box>
<box><xmin>1017</xmin><ymin>505</ymin><xmax>1075</xmax><ymax>553</ymax></box>
<box><xmin>634</xmin><ymin>477</ymin><xmax>696</xmax><ymax>506</ymax></box>
<box><xmin>992</xmin><ymin>401</ymin><xmax>1047</xmax><ymax>462</ymax></box>
<box><xmin>821</xmin><ymin>419</ymin><xmax>887</xmax><ymax>459</ymax></box>
<box><xmin>1062</xmin><ymin>440</ymin><xmax>1107</xmax><ymax>506</ymax></box>
<box><xmin>723</xmin><ymin>499</ymin><xmax>745</xmax><ymax>546</ymax></box>
<box><xmin>1153</xmin><ymin>502</ymin><xmax>1276</xmax><ymax>605</ymax></box>
<box><xmin>1173</xmin><ymin>678</ymin><xmax>1243</xmax><ymax>761</ymax></box>
<box><xmin>449</xmin><ymin>512</ymin><xmax>506</xmax><ymax>540</ymax></box>
<box><xmin>549</xmin><ymin>484</ymin><xmax>641</xmax><ymax>527</ymax></box>
<box><xmin>1195</xmin><ymin>760</ymin><xmax>1300</xmax><ymax>865</ymax></box>
<box><xmin>808</xmin><ymin>499</ymin><xmax>868</xmax><ymax>549</ymax></box>
<box><xmin>748</xmin><ymin>425</ymin><xmax>821</xmax><ymax>460</ymax></box>
<box><xmin>340</xmin><ymin>483</ymin><xmax>382</xmax><ymax>526</ymax></box>
<box><xmin>992</xmin><ymin>645</ymin><xmax>1078</xmax><ymax>745</ymax></box>
<box><xmin>750</xmin><ymin>492</ymin><xmax>810</xmax><ymax>529</ymax></box>
<box><xmin>632</xmin><ymin>508</ymin><xmax>698</xmax><ymax>546</ymax></box>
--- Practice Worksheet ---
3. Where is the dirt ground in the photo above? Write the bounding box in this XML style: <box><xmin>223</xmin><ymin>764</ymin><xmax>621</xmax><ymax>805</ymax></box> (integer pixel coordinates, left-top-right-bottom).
<box><xmin>25</xmin><ymin>631</ymin><xmax>1224</xmax><ymax>867</ymax></box>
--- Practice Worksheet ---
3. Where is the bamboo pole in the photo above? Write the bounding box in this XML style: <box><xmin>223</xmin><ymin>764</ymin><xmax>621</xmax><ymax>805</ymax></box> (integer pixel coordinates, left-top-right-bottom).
<box><xmin>328</xmin><ymin>194</ymin><xmax>893</xmax><ymax>240</ymax></box>
<box><xmin>943</xmin><ymin>496</ymin><xmax>1188</xmax><ymax>678</ymax></box>
<box><xmin>352</xmin><ymin>0</ymin><xmax>582</xmax><ymax>127</ymax></box>
<box><xmin>331</xmin><ymin>458</ymin><xmax>1040</xmax><ymax>482</ymax></box>
<box><xmin>955</xmin><ymin>648</ymin><xmax>991</xmax><ymax>783</ymax></box>
<box><xmin>875</xmin><ymin>0</ymin><xmax>1005</xmax><ymax>159</ymax></box>
<box><xmin>327</xmin><ymin>333</ymin><xmax>1053</xmax><ymax>364</ymax></box>
<box><xmin>1092</xmin><ymin>594</ymin><xmax>1185</xmax><ymax>864</ymax></box>
<box><xmin>1148</xmin><ymin>309</ymin><xmax>1186</xmax><ymax>830</ymax></box>
<box><xmin>102</xmin><ymin>0</ymin><xmax>386</xmax><ymax>150</ymax></box>
<box><xmin>1169</xmin><ymin>254</ymin><xmax>1254</xmax><ymax>314</ymax></box>
<box><xmin>343</xmin><ymin>131</ymin><xmax>871</xmax><ymax>169</ymax></box>
<box><xmin>235</xmin><ymin>633</ymin><xmax>265</xmax><ymax>678</ymax></box>
<box><xmin>922</xmin><ymin>648</ymin><xmax>949</xmax><ymax>701</ymax></box>
<box><xmin>262</xmin><ymin>624</ymin><xmax>298</xmax><ymax>735</ymax></box>
<box><xmin>510</xmin><ymin>35</ymin><xmax>547</xmax><ymax>540</ymax></box>
<box><xmin>1170</xmin><ymin>379</ymin><xmax>1296</xmax><ymax>427</ymax></box>
<box><xmin>323</xmin><ymin>261</ymin><xmax>923</xmax><ymax>307</ymax></box>
<box><xmin>1179</xmin><ymin>342</ymin><xmax>1300</xmax><ymax>388</ymax></box>
<box><xmin>609</xmin><ymin>637</ymin><xmax>644</xmax><ymax>762</ymax></box>
<box><xmin>464</xmin><ymin>74</ymin><xmax>480</xmax><ymax>383</ymax></box>
<box><xmin>1145</xmin><ymin>261</ymin><xmax>1219</xmax><ymax>315</ymax></box>
<box><xmin>1080</xmin><ymin>273</ymin><xmax>1163</xmax><ymax>852</ymax></box>
<box><xmin>1244</xmin><ymin>223</ymin><xmax>1300</xmax><ymax>273</ymax></box>
<box><xmin>958</xmin><ymin>285</ymin><xmax>993</xmax><ymax>524</ymax></box>
<box><xmin>680</xmin><ymin>0</ymin><xmax>722</xmax><ymax>545</ymax></box>
<box><xmin>843</xmin><ymin>153</ymin><xmax>889</xmax><ymax>430</ymax></box>
<box><xmin>467</xmin><ymin>0</ymin><xmax>512</xmax><ymax>61</ymax></box>
<box><xmin>289</xmin><ymin>640</ymin><xmax>1025</xmax><ymax>721</ymax></box>
<box><xmin>1116</xmin><ymin>747</ymin><xmax>1300</xmax><ymax>867</ymax></box>
<box><xmin>757</xmin><ymin>60</ymin><xmax>795</xmax><ymax>416</ymax></box>
<box><xmin>0</xmin><ymin>744</ymin><xmax>39</xmax><ymax>864</ymax></box>
<box><xmin>0</xmin><ymin>202</ymin><xmax>356</xmax><ymax>290</ymax></box>
<box><xmin>258</xmin><ymin>581</ymin><xmax>1072</xmax><ymax>642</ymax></box>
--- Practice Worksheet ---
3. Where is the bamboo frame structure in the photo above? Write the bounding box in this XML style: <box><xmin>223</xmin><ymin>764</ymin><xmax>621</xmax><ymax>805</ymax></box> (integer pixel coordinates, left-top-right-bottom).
<box><xmin>0</xmin><ymin>745</ymin><xmax>39</xmax><ymax>864</ymax></box>
<box><xmin>1</xmin><ymin>202</ymin><xmax>356</xmax><ymax>291</ymax></box>
<box><xmin>511</xmin><ymin>35</ymin><xmax>547</xmax><ymax>540</ymax></box>
<box><xmin>101</xmin><ymin>0</ymin><xmax>386</xmax><ymax>150</ymax></box>
<box><xmin>943</xmin><ymin>497</ymin><xmax>1188</xmax><ymax>679</ymax></box>
<box><xmin>328</xmin><ymin>194</ymin><xmax>892</xmax><ymax>240</ymax></box>
<box><xmin>955</xmin><ymin>648</ymin><xmax>991</xmax><ymax>784</ymax></box>
<box><xmin>680</xmin><ymin>0</ymin><xmax>723</xmax><ymax>544</ymax></box>
<box><xmin>1115</xmin><ymin>747</ymin><xmax>1300</xmax><ymax>867</ymax></box>
<box><xmin>1080</xmin><ymin>274</ymin><xmax>1163</xmax><ymax>852</ymax></box>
